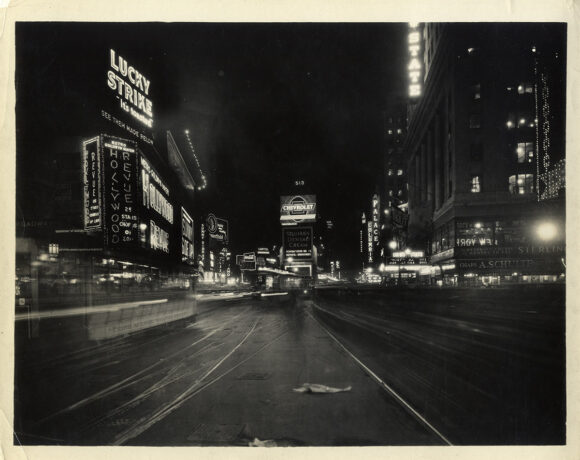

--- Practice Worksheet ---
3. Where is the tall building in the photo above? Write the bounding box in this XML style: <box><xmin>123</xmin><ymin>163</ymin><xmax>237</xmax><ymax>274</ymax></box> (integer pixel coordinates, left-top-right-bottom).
<box><xmin>382</xmin><ymin>100</ymin><xmax>410</xmax><ymax>254</ymax></box>
<box><xmin>403</xmin><ymin>23</ymin><xmax>566</xmax><ymax>286</ymax></box>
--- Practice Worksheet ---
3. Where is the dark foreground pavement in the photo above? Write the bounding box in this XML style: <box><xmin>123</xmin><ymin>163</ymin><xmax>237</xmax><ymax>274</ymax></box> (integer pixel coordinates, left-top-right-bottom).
<box><xmin>312</xmin><ymin>284</ymin><xmax>566</xmax><ymax>445</ymax></box>
<box><xmin>14</xmin><ymin>293</ymin><xmax>443</xmax><ymax>446</ymax></box>
<box><xmin>14</xmin><ymin>285</ymin><xmax>565</xmax><ymax>446</ymax></box>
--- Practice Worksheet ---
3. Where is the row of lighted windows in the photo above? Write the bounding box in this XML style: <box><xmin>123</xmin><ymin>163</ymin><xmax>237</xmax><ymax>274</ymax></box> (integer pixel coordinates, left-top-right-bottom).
<box><xmin>469</xmin><ymin>173</ymin><xmax>534</xmax><ymax>194</ymax></box>
<box><xmin>470</xmin><ymin>142</ymin><xmax>535</xmax><ymax>163</ymax></box>
<box><xmin>387</xmin><ymin>128</ymin><xmax>403</xmax><ymax>135</ymax></box>
<box><xmin>470</xmin><ymin>82</ymin><xmax>534</xmax><ymax>102</ymax></box>
<box><xmin>387</xmin><ymin>169</ymin><xmax>404</xmax><ymax>176</ymax></box>
<box><xmin>432</xmin><ymin>217</ymin><xmax>540</xmax><ymax>253</ymax></box>
<box><xmin>469</xmin><ymin>115</ymin><xmax>536</xmax><ymax>130</ymax></box>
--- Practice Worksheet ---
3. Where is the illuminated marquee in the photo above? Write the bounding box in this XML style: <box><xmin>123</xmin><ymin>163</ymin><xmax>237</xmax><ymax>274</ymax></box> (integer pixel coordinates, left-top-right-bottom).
<box><xmin>107</xmin><ymin>49</ymin><xmax>153</xmax><ymax>128</ymax></box>
<box><xmin>372</xmin><ymin>194</ymin><xmax>380</xmax><ymax>243</ymax></box>
<box><xmin>367</xmin><ymin>221</ymin><xmax>373</xmax><ymax>263</ymax></box>
<box><xmin>181</xmin><ymin>207</ymin><xmax>194</xmax><ymax>263</ymax></box>
<box><xmin>101</xmin><ymin>136</ymin><xmax>139</xmax><ymax>247</ymax></box>
<box><xmin>141</xmin><ymin>157</ymin><xmax>173</xmax><ymax>224</ymax></box>
<box><xmin>408</xmin><ymin>23</ymin><xmax>423</xmax><ymax>98</ymax></box>
<box><xmin>150</xmin><ymin>219</ymin><xmax>169</xmax><ymax>253</ymax></box>
<box><xmin>82</xmin><ymin>137</ymin><xmax>102</xmax><ymax>230</ymax></box>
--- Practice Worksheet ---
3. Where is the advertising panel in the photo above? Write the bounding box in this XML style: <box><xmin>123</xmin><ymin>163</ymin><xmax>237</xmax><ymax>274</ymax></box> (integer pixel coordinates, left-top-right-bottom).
<box><xmin>206</xmin><ymin>214</ymin><xmax>228</xmax><ymax>243</ymax></box>
<box><xmin>283</xmin><ymin>227</ymin><xmax>313</xmax><ymax>259</ymax></box>
<box><xmin>280</xmin><ymin>195</ymin><xmax>317</xmax><ymax>226</ymax></box>
<box><xmin>181</xmin><ymin>207</ymin><xmax>194</xmax><ymax>264</ymax></box>
<box><xmin>82</xmin><ymin>137</ymin><xmax>102</xmax><ymax>230</ymax></box>
<box><xmin>101</xmin><ymin>136</ymin><xmax>139</xmax><ymax>248</ymax></box>
<box><xmin>102</xmin><ymin>48</ymin><xmax>154</xmax><ymax>146</ymax></box>
<box><xmin>139</xmin><ymin>155</ymin><xmax>173</xmax><ymax>254</ymax></box>
<box><xmin>457</xmin><ymin>258</ymin><xmax>564</xmax><ymax>274</ymax></box>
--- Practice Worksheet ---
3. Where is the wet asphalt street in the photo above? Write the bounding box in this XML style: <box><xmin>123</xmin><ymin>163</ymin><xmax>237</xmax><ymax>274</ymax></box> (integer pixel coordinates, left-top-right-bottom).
<box><xmin>14</xmin><ymin>285</ymin><xmax>565</xmax><ymax>446</ymax></box>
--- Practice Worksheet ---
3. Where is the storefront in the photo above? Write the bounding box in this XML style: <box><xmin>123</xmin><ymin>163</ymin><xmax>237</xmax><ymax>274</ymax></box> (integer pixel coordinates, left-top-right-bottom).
<box><xmin>430</xmin><ymin>217</ymin><xmax>565</xmax><ymax>286</ymax></box>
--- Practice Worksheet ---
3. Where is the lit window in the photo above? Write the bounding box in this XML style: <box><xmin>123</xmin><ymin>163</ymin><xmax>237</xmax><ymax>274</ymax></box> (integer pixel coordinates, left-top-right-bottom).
<box><xmin>387</xmin><ymin>169</ymin><xmax>393</xmax><ymax>176</ymax></box>
<box><xmin>388</xmin><ymin>129</ymin><xmax>393</xmax><ymax>135</ymax></box>
<box><xmin>398</xmin><ymin>190</ymin><xmax>403</xmax><ymax>196</ymax></box>
<box><xmin>518</xmin><ymin>83</ymin><xmax>534</xmax><ymax>95</ymax></box>
<box><xmin>508</xmin><ymin>174</ymin><xmax>534</xmax><ymax>194</ymax></box>
<box><xmin>506</xmin><ymin>120</ymin><xmax>514</xmax><ymax>128</ymax></box>
<box><xmin>397</xmin><ymin>169</ymin><xmax>403</xmax><ymax>176</ymax></box>
<box><xmin>516</xmin><ymin>142</ymin><xmax>534</xmax><ymax>163</ymax></box>
<box><xmin>389</xmin><ymin>190</ymin><xmax>394</xmax><ymax>197</ymax></box>
<box><xmin>397</xmin><ymin>128</ymin><xmax>402</xmax><ymax>134</ymax></box>
<box><xmin>472</xmin><ymin>83</ymin><xmax>481</xmax><ymax>100</ymax></box>
<box><xmin>470</xmin><ymin>175</ymin><xmax>481</xmax><ymax>193</ymax></box>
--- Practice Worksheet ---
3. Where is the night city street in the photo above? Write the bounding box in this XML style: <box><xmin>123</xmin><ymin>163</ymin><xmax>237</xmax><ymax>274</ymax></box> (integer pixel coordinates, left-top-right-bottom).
<box><xmin>14</xmin><ymin>285</ymin><xmax>565</xmax><ymax>446</ymax></box>
<box><xmin>5</xmin><ymin>5</ymin><xmax>573</xmax><ymax>455</ymax></box>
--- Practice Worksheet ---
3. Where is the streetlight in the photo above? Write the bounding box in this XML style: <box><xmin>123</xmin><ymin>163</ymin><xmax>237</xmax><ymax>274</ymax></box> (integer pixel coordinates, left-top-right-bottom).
<box><xmin>536</xmin><ymin>221</ymin><xmax>558</xmax><ymax>241</ymax></box>
<box><xmin>388</xmin><ymin>240</ymin><xmax>397</xmax><ymax>250</ymax></box>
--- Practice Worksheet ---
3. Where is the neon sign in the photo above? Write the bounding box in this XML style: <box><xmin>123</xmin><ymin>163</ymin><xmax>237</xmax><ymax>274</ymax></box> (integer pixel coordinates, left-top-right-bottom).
<box><xmin>82</xmin><ymin>137</ymin><xmax>102</xmax><ymax>230</ymax></box>
<box><xmin>141</xmin><ymin>157</ymin><xmax>173</xmax><ymax>224</ymax></box>
<box><xmin>181</xmin><ymin>207</ymin><xmax>194</xmax><ymax>263</ymax></box>
<box><xmin>101</xmin><ymin>137</ymin><xmax>139</xmax><ymax>247</ymax></box>
<box><xmin>107</xmin><ymin>49</ymin><xmax>153</xmax><ymax>128</ymax></box>
<box><xmin>408</xmin><ymin>23</ymin><xmax>423</xmax><ymax>98</ymax></box>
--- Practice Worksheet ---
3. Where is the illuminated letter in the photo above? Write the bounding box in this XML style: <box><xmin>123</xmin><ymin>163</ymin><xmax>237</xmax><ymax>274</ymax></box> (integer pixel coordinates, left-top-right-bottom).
<box><xmin>142</xmin><ymin>77</ymin><xmax>151</xmax><ymax>96</ymax></box>
<box><xmin>145</xmin><ymin>99</ymin><xmax>153</xmax><ymax>118</ymax></box>
<box><xmin>408</xmin><ymin>32</ymin><xmax>420</xmax><ymax>44</ymax></box>
<box><xmin>409</xmin><ymin>70</ymin><xmax>421</xmax><ymax>83</ymax></box>
<box><xmin>114</xmin><ymin>74</ymin><xmax>125</xmax><ymax>96</ymax></box>
<box><xmin>124</xmin><ymin>84</ymin><xmax>134</xmax><ymax>104</ymax></box>
<box><xmin>410</xmin><ymin>84</ymin><xmax>421</xmax><ymax>97</ymax></box>
<box><xmin>110</xmin><ymin>49</ymin><xmax>119</xmax><ymax>71</ymax></box>
<box><xmin>107</xmin><ymin>70</ymin><xmax>117</xmax><ymax>90</ymax></box>
<box><xmin>119</xmin><ymin>56</ymin><xmax>127</xmax><ymax>76</ymax></box>
<box><xmin>128</xmin><ymin>66</ymin><xmax>136</xmax><ymax>84</ymax></box>
<box><xmin>409</xmin><ymin>44</ymin><xmax>420</xmax><ymax>57</ymax></box>
<box><xmin>408</xmin><ymin>58</ymin><xmax>421</xmax><ymax>71</ymax></box>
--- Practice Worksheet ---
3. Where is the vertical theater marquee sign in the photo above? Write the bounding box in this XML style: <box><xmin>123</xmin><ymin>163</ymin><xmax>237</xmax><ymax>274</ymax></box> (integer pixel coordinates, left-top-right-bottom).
<box><xmin>102</xmin><ymin>136</ymin><xmax>139</xmax><ymax>247</ymax></box>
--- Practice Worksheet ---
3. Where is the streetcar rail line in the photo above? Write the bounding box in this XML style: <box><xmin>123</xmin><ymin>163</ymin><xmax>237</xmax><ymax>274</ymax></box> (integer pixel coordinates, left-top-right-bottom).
<box><xmin>307</xmin><ymin>305</ymin><xmax>453</xmax><ymax>446</ymax></box>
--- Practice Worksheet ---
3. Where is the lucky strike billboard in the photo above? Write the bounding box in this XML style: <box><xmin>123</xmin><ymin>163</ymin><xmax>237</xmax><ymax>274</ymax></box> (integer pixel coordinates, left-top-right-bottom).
<box><xmin>101</xmin><ymin>48</ymin><xmax>155</xmax><ymax>147</ymax></box>
<box><xmin>280</xmin><ymin>195</ymin><xmax>317</xmax><ymax>226</ymax></box>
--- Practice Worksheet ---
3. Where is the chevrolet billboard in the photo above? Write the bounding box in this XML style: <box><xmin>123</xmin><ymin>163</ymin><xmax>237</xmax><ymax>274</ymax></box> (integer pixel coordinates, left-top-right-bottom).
<box><xmin>280</xmin><ymin>195</ymin><xmax>317</xmax><ymax>226</ymax></box>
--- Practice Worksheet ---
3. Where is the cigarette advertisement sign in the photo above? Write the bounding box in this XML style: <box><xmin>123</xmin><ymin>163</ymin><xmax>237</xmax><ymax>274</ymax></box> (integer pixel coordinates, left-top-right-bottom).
<box><xmin>280</xmin><ymin>195</ymin><xmax>317</xmax><ymax>226</ymax></box>
<box><xmin>101</xmin><ymin>136</ymin><xmax>139</xmax><ymax>248</ymax></box>
<box><xmin>283</xmin><ymin>227</ymin><xmax>313</xmax><ymax>259</ymax></box>
<box><xmin>103</xmin><ymin>49</ymin><xmax>154</xmax><ymax>145</ymax></box>
<box><xmin>82</xmin><ymin>137</ymin><xmax>102</xmax><ymax>230</ymax></box>
<box><xmin>206</xmin><ymin>214</ymin><xmax>228</xmax><ymax>243</ymax></box>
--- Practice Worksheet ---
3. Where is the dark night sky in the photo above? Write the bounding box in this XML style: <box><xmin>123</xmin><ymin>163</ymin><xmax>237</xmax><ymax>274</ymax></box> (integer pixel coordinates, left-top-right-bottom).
<box><xmin>16</xmin><ymin>22</ymin><xmax>408</xmax><ymax>268</ymax></box>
